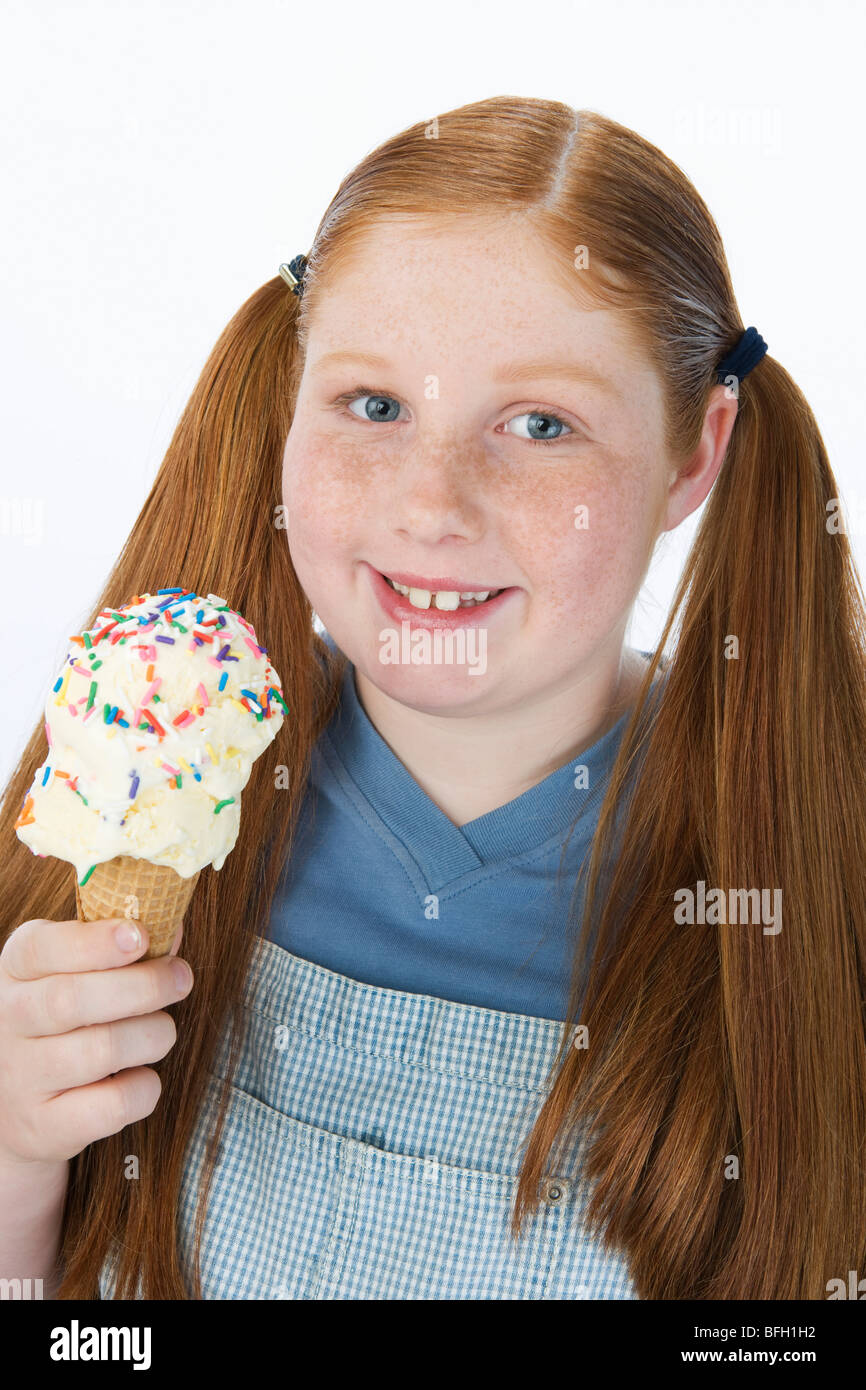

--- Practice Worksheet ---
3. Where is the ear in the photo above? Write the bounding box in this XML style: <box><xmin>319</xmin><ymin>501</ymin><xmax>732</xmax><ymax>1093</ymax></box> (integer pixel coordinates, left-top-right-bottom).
<box><xmin>660</xmin><ymin>383</ymin><xmax>740</xmax><ymax>533</ymax></box>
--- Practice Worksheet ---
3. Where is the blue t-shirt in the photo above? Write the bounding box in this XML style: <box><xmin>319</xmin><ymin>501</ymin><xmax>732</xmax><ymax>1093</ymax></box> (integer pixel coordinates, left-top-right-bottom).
<box><xmin>266</xmin><ymin>633</ymin><xmax>655</xmax><ymax>1021</ymax></box>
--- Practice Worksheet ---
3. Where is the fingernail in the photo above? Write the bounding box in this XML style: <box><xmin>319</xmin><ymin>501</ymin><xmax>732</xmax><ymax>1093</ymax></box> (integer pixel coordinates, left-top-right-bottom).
<box><xmin>115</xmin><ymin>921</ymin><xmax>142</xmax><ymax>952</ymax></box>
<box><xmin>172</xmin><ymin>959</ymin><xmax>192</xmax><ymax>993</ymax></box>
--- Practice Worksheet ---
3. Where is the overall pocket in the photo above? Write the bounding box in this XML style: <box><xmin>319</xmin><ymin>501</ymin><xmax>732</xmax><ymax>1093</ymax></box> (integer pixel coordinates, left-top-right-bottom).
<box><xmin>175</xmin><ymin>1073</ymin><xmax>636</xmax><ymax>1300</ymax></box>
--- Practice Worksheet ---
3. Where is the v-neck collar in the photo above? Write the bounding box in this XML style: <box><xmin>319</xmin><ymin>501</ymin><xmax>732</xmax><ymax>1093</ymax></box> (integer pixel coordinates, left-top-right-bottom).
<box><xmin>319</xmin><ymin>640</ymin><xmax>647</xmax><ymax>887</ymax></box>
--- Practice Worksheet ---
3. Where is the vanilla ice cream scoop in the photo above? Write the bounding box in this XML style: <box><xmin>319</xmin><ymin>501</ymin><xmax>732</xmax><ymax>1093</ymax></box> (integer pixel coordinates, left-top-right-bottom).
<box><xmin>15</xmin><ymin>588</ymin><xmax>286</xmax><ymax>884</ymax></box>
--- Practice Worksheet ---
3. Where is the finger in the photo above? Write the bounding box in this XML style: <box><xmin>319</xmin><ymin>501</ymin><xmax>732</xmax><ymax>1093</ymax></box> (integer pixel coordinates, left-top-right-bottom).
<box><xmin>32</xmin><ymin>1011</ymin><xmax>179</xmax><ymax>1094</ymax></box>
<box><xmin>1</xmin><ymin>916</ymin><xmax>150</xmax><ymax>982</ymax></box>
<box><xmin>13</xmin><ymin>954</ymin><xmax>193</xmax><ymax>1038</ymax></box>
<box><xmin>39</xmin><ymin>1066</ymin><xmax>165</xmax><ymax>1157</ymax></box>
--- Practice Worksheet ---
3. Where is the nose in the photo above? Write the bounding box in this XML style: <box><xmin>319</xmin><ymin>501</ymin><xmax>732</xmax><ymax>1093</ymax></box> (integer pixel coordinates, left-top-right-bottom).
<box><xmin>389</xmin><ymin>432</ymin><xmax>485</xmax><ymax>546</ymax></box>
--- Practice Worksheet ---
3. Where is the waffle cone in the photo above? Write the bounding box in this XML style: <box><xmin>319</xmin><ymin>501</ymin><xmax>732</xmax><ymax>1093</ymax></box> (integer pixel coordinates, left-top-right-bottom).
<box><xmin>73</xmin><ymin>856</ymin><xmax>201</xmax><ymax>958</ymax></box>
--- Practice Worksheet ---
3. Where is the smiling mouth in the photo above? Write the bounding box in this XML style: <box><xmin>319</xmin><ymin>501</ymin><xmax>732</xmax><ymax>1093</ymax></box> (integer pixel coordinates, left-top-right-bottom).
<box><xmin>380</xmin><ymin>572</ymin><xmax>505</xmax><ymax>611</ymax></box>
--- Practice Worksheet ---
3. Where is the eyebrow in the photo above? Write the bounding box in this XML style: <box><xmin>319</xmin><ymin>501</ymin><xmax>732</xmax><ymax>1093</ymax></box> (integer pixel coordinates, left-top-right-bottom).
<box><xmin>310</xmin><ymin>350</ymin><xmax>619</xmax><ymax>397</ymax></box>
<box><xmin>493</xmin><ymin>358</ymin><xmax>619</xmax><ymax>397</ymax></box>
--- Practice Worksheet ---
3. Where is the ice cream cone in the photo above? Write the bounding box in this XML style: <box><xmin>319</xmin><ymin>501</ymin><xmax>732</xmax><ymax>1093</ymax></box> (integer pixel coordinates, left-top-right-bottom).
<box><xmin>16</xmin><ymin>590</ymin><xmax>285</xmax><ymax>925</ymax></box>
<box><xmin>73</xmin><ymin>856</ymin><xmax>200</xmax><ymax>958</ymax></box>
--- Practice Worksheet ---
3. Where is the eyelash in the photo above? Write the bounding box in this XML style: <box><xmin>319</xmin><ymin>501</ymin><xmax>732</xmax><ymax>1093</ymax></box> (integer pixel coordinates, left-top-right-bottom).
<box><xmin>331</xmin><ymin>386</ymin><xmax>580</xmax><ymax>448</ymax></box>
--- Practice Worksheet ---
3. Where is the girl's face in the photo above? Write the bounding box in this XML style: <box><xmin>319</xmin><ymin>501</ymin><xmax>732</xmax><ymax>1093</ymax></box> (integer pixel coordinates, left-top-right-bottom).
<box><xmin>282</xmin><ymin>216</ymin><xmax>677</xmax><ymax>714</ymax></box>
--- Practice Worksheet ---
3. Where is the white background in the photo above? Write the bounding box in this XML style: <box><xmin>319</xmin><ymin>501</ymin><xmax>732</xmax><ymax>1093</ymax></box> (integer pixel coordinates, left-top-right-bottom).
<box><xmin>2</xmin><ymin>0</ymin><xmax>864</xmax><ymax>786</ymax></box>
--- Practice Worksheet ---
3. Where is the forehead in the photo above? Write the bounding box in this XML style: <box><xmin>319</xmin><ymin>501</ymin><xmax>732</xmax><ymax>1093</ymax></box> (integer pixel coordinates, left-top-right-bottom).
<box><xmin>312</xmin><ymin>217</ymin><xmax>630</xmax><ymax>336</ymax></box>
<box><xmin>302</xmin><ymin>215</ymin><xmax>661</xmax><ymax>426</ymax></box>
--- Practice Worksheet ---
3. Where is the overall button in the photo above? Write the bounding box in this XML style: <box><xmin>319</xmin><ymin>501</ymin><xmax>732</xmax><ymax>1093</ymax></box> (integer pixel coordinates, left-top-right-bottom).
<box><xmin>542</xmin><ymin>1176</ymin><xmax>569</xmax><ymax>1206</ymax></box>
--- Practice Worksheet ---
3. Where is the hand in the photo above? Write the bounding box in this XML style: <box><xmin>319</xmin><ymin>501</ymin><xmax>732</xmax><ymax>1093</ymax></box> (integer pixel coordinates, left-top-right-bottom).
<box><xmin>0</xmin><ymin>915</ymin><xmax>193</xmax><ymax>1167</ymax></box>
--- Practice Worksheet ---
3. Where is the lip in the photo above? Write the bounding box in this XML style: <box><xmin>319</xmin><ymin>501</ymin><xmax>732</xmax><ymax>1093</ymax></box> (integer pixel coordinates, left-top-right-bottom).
<box><xmin>377</xmin><ymin>568</ymin><xmax>506</xmax><ymax>594</ymax></box>
<box><xmin>364</xmin><ymin>562</ymin><xmax>519</xmax><ymax>629</ymax></box>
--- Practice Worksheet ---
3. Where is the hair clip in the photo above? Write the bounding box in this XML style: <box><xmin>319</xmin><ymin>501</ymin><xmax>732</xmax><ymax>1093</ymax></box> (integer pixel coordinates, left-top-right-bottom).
<box><xmin>279</xmin><ymin>254</ymin><xmax>308</xmax><ymax>298</ymax></box>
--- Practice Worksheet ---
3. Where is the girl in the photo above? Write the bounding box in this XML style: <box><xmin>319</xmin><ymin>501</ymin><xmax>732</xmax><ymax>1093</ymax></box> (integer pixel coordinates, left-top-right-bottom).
<box><xmin>1</xmin><ymin>96</ymin><xmax>864</xmax><ymax>1300</ymax></box>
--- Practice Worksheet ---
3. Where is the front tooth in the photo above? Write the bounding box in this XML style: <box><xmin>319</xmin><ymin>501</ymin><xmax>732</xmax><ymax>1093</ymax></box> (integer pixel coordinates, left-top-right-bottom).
<box><xmin>408</xmin><ymin>587</ymin><xmax>432</xmax><ymax>609</ymax></box>
<box><xmin>433</xmin><ymin>590</ymin><xmax>460</xmax><ymax>610</ymax></box>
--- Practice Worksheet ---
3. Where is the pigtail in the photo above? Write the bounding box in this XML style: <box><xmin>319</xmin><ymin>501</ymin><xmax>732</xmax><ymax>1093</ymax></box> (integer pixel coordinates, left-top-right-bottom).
<box><xmin>513</xmin><ymin>352</ymin><xmax>866</xmax><ymax>1298</ymax></box>
<box><xmin>0</xmin><ymin>274</ymin><xmax>344</xmax><ymax>1298</ymax></box>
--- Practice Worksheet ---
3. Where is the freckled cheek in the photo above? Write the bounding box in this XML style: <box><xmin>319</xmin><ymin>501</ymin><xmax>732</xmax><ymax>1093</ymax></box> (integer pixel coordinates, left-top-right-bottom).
<box><xmin>504</xmin><ymin>465</ymin><xmax>657</xmax><ymax>610</ymax></box>
<box><xmin>282</xmin><ymin>436</ymin><xmax>372</xmax><ymax>554</ymax></box>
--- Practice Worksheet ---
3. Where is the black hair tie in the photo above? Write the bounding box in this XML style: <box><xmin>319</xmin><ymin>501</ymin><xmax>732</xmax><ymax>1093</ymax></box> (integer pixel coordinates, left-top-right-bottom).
<box><xmin>716</xmin><ymin>326</ymin><xmax>768</xmax><ymax>383</ymax></box>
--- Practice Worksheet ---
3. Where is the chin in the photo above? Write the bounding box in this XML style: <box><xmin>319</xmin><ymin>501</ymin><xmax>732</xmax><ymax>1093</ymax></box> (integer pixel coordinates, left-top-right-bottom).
<box><xmin>358</xmin><ymin>652</ymin><xmax>494</xmax><ymax>705</ymax></box>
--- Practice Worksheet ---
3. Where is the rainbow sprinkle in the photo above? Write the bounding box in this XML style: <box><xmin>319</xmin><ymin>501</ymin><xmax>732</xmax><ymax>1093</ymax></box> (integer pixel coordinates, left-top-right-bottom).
<box><xmin>35</xmin><ymin>590</ymin><xmax>287</xmax><ymax>819</ymax></box>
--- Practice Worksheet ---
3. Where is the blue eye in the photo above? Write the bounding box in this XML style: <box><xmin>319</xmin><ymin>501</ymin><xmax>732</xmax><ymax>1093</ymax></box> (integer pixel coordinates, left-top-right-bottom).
<box><xmin>343</xmin><ymin>392</ymin><xmax>402</xmax><ymax>423</ymax></box>
<box><xmin>503</xmin><ymin>411</ymin><xmax>573</xmax><ymax>446</ymax></box>
<box><xmin>333</xmin><ymin>388</ymin><xmax>577</xmax><ymax>447</ymax></box>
